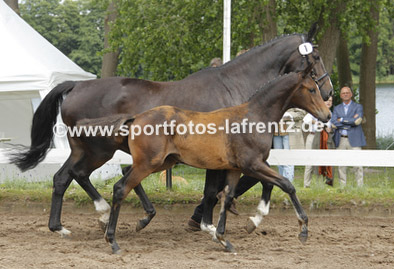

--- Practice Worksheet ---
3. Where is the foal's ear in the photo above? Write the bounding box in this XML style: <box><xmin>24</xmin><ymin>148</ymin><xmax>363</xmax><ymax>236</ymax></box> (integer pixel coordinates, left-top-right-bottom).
<box><xmin>302</xmin><ymin>62</ymin><xmax>315</xmax><ymax>78</ymax></box>
<box><xmin>307</xmin><ymin>22</ymin><xmax>318</xmax><ymax>42</ymax></box>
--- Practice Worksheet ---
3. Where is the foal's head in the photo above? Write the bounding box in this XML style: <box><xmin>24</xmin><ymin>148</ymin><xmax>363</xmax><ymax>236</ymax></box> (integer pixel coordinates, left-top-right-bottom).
<box><xmin>290</xmin><ymin>67</ymin><xmax>332</xmax><ymax>123</ymax></box>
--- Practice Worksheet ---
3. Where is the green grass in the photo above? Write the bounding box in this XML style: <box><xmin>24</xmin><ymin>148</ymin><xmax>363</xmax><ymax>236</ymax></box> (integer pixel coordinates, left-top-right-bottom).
<box><xmin>1</xmin><ymin>165</ymin><xmax>393</xmax><ymax>209</ymax></box>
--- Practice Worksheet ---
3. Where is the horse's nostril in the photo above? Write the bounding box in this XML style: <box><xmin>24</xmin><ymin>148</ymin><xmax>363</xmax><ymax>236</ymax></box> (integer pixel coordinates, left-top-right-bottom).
<box><xmin>329</xmin><ymin>89</ymin><xmax>333</xmax><ymax>96</ymax></box>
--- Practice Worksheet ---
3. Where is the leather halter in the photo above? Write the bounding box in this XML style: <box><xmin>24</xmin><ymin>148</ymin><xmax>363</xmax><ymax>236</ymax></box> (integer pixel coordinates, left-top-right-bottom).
<box><xmin>299</xmin><ymin>35</ymin><xmax>329</xmax><ymax>89</ymax></box>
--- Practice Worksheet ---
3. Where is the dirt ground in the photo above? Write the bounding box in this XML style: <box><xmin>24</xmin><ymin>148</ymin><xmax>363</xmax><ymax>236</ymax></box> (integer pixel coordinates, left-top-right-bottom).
<box><xmin>0</xmin><ymin>203</ymin><xmax>393</xmax><ymax>269</ymax></box>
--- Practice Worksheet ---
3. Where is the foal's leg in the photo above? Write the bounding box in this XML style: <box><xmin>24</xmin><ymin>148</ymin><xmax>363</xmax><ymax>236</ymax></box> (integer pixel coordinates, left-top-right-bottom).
<box><xmin>244</xmin><ymin>162</ymin><xmax>308</xmax><ymax>243</ymax></box>
<box><xmin>105</xmin><ymin>166</ymin><xmax>151</xmax><ymax>254</ymax></box>
<box><xmin>121</xmin><ymin>166</ymin><xmax>156</xmax><ymax>232</ymax></box>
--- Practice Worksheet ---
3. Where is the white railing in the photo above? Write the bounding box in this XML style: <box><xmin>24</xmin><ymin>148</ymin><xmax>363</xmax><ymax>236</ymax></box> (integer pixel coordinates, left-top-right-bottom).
<box><xmin>2</xmin><ymin>148</ymin><xmax>394</xmax><ymax>167</ymax></box>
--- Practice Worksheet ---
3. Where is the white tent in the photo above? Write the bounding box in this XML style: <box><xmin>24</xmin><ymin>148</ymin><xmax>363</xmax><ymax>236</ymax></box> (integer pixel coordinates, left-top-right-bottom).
<box><xmin>0</xmin><ymin>0</ymin><xmax>96</xmax><ymax>146</ymax></box>
<box><xmin>0</xmin><ymin>1</ymin><xmax>123</xmax><ymax>181</ymax></box>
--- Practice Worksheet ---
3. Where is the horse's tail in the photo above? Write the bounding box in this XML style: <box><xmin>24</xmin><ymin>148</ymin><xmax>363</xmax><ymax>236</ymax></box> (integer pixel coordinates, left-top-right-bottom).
<box><xmin>10</xmin><ymin>81</ymin><xmax>76</xmax><ymax>171</ymax></box>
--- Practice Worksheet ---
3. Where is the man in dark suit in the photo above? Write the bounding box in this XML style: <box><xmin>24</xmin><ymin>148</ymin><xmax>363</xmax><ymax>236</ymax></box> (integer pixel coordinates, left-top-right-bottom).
<box><xmin>331</xmin><ymin>86</ymin><xmax>366</xmax><ymax>186</ymax></box>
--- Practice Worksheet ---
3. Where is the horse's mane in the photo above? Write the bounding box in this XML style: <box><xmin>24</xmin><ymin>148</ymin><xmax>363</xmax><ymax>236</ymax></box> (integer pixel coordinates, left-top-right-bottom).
<box><xmin>212</xmin><ymin>33</ymin><xmax>304</xmax><ymax>70</ymax></box>
<box><xmin>247</xmin><ymin>72</ymin><xmax>297</xmax><ymax>102</ymax></box>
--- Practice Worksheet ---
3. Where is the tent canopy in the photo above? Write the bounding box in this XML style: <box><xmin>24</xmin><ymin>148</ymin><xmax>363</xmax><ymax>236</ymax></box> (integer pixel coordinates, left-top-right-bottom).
<box><xmin>0</xmin><ymin>0</ymin><xmax>96</xmax><ymax>97</ymax></box>
<box><xmin>0</xmin><ymin>0</ymin><xmax>95</xmax><ymax>146</ymax></box>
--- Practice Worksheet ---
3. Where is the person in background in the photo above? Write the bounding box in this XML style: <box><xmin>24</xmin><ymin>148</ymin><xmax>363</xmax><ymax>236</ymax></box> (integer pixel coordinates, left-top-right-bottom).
<box><xmin>273</xmin><ymin>111</ymin><xmax>294</xmax><ymax>182</ymax></box>
<box><xmin>303</xmin><ymin>111</ymin><xmax>320</xmax><ymax>188</ymax></box>
<box><xmin>331</xmin><ymin>86</ymin><xmax>366</xmax><ymax>187</ymax></box>
<box><xmin>209</xmin><ymin>57</ymin><xmax>222</xmax><ymax>67</ymax></box>
<box><xmin>313</xmin><ymin>96</ymin><xmax>335</xmax><ymax>186</ymax></box>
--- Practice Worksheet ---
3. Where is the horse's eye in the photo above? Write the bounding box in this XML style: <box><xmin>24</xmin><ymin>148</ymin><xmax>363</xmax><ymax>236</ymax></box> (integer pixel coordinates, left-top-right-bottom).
<box><xmin>311</xmin><ymin>70</ymin><xmax>316</xmax><ymax>78</ymax></box>
<box><xmin>309</xmin><ymin>88</ymin><xmax>316</xmax><ymax>93</ymax></box>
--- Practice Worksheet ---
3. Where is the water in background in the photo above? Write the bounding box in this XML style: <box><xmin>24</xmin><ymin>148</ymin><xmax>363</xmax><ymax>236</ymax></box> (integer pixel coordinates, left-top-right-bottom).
<box><xmin>376</xmin><ymin>84</ymin><xmax>394</xmax><ymax>137</ymax></box>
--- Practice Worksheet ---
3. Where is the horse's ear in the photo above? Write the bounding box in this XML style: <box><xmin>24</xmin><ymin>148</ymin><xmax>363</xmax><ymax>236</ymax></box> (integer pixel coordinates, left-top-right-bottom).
<box><xmin>307</xmin><ymin>22</ymin><xmax>318</xmax><ymax>42</ymax></box>
<box><xmin>302</xmin><ymin>62</ymin><xmax>315</xmax><ymax>78</ymax></box>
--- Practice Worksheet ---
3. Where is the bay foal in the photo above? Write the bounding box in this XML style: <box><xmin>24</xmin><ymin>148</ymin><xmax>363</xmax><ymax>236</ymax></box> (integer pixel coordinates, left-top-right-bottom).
<box><xmin>79</xmin><ymin>68</ymin><xmax>331</xmax><ymax>253</ymax></box>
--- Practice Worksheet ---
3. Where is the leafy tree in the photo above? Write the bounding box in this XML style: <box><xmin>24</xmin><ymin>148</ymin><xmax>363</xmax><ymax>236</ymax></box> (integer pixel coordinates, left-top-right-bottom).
<box><xmin>20</xmin><ymin>0</ymin><xmax>105</xmax><ymax>75</ymax></box>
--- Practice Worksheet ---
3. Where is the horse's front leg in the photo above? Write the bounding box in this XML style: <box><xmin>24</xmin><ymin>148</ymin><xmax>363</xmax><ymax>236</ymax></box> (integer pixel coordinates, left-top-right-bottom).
<box><xmin>244</xmin><ymin>162</ymin><xmax>308</xmax><ymax>243</ymax></box>
<box><xmin>245</xmin><ymin>182</ymin><xmax>273</xmax><ymax>233</ymax></box>
<box><xmin>215</xmin><ymin>170</ymin><xmax>240</xmax><ymax>253</ymax></box>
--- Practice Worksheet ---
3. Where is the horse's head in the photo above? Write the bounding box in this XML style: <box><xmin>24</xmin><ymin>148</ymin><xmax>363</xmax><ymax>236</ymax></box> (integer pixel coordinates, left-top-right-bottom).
<box><xmin>289</xmin><ymin>64</ymin><xmax>332</xmax><ymax>123</ymax></box>
<box><xmin>282</xmin><ymin>28</ymin><xmax>333</xmax><ymax>101</ymax></box>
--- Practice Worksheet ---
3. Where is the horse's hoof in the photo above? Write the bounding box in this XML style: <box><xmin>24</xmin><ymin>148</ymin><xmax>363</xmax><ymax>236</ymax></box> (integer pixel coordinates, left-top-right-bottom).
<box><xmin>112</xmin><ymin>247</ymin><xmax>122</xmax><ymax>255</ymax></box>
<box><xmin>56</xmin><ymin>227</ymin><xmax>72</xmax><ymax>238</ymax></box>
<box><xmin>111</xmin><ymin>242</ymin><xmax>121</xmax><ymax>254</ymax></box>
<box><xmin>136</xmin><ymin>220</ymin><xmax>146</xmax><ymax>232</ymax></box>
<box><xmin>98</xmin><ymin>219</ymin><xmax>108</xmax><ymax>232</ymax></box>
<box><xmin>298</xmin><ymin>231</ymin><xmax>308</xmax><ymax>244</ymax></box>
<box><xmin>245</xmin><ymin>218</ymin><xmax>257</xmax><ymax>234</ymax></box>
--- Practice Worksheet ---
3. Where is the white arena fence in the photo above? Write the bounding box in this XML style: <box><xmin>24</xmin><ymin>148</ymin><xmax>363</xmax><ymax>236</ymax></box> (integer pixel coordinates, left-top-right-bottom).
<box><xmin>1</xmin><ymin>149</ymin><xmax>394</xmax><ymax>182</ymax></box>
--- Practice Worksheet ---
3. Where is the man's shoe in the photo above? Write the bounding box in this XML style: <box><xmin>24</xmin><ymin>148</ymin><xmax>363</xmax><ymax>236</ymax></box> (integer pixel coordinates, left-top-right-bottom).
<box><xmin>325</xmin><ymin>178</ymin><xmax>333</xmax><ymax>186</ymax></box>
<box><xmin>187</xmin><ymin>218</ymin><xmax>201</xmax><ymax>231</ymax></box>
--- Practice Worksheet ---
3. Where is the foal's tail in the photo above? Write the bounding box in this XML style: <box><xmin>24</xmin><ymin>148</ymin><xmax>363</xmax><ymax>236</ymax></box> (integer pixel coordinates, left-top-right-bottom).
<box><xmin>10</xmin><ymin>81</ymin><xmax>76</xmax><ymax>171</ymax></box>
<box><xmin>76</xmin><ymin>114</ymin><xmax>135</xmax><ymax>143</ymax></box>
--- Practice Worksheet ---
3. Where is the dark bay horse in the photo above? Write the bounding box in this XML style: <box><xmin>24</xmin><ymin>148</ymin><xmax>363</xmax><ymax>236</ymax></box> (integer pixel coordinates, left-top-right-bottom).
<box><xmin>77</xmin><ymin>68</ymin><xmax>331</xmax><ymax>254</ymax></box>
<box><xmin>11</xmin><ymin>30</ymin><xmax>333</xmax><ymax>237</ymax></box>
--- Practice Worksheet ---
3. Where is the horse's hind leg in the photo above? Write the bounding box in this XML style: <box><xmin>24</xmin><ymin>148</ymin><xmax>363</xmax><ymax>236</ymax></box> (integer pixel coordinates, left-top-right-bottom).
<box><xmin>69</xmin><ymin>154</ymin><xmax>112</xmax><ymax>232</ymax></box>
<box><xmin>215</xmin><ymin>170</ymin><xmax>241</xmax><ymax>253</ymax></box>
<box><xmin>48</xmin><ymin>157</ymin><xmax>74</xmax><ymax>237</ymax></box>
<box><xmin>122</xmin><ymin>166</ymin><xmax>156</xmax><ymax>232</ymax></box>
<box><xmin>245</xmin><ymin>182</ymin><xmax>273</xmax><ymax>233</ymax></box>
<box><xmin>200</xmin><ymin>170</ymin><xmax>225</xmax><ymax>237</ymax></box>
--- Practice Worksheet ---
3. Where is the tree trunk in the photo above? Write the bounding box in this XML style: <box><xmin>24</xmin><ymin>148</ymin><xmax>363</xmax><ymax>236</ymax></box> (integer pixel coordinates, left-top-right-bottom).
<box><xmin>4</xmin><ymin>0</ymin><xmax>19</xmax><ymax>15</ymax></box>
<box><xmin>261</xmin><ymin>0</ymin><xmax>277</xmax><ymax>43</ymax></box>
<box><xmin>101</xmin><ymin>1</ymin><xmax>119</xmax><ymax>78</ymax></box>
<box><xmin>317</xmin><ymin>3</ymin><xmax>344</xmax><ymax>74</ymax></box>
<box><xmin>336</xmin><ymin>32</ymin><xmax>353</xmax><ymax>89</ymax></box>
<box><xmin>359</xmin><ymin>3</ymin><xmax>379</xmax><ymax>149</ymax></box>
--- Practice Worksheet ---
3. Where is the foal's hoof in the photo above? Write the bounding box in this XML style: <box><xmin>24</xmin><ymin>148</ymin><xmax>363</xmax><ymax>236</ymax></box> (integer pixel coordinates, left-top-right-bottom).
<box><xmin>224</xmin><ymin>240</ymin><xmax>236</xmax><ymax>254</ymax></box>
<box><xmin>298</xmin><ymin>231</ymin><xmax>308</xmax><ymax>244</ymax></box>
<box><xmin>216</xmin><ymin>232</ymin><xmax>225</xmax><ymax>242</ymax></box>
<box><xmin>245</xmin><ymin>218</ymin><xmax>257</xmax><ymax>234</ymax></box>
<box><xmin>98</xmin><ymin>219</ymin><xmax>108</xmax><ymax>232</ymax></box>
<box><xmin>111</xmin><ymin>243</ymin><xmax>122</xmax><ymax>255</ymax></box>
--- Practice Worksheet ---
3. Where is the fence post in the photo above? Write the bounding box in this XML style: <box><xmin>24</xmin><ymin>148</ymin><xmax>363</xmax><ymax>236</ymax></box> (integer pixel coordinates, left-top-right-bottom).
<box><xmin>166</xmin><ymin>168</ymin><xmax>172</xmax><ymax>190</ymax></box>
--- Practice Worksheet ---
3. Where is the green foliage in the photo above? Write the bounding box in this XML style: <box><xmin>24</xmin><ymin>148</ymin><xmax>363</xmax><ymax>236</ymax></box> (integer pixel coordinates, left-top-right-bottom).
<box><xmin>17</xmin><ymin>0</ymin><xmax>393</xmax><ymax>81</ymax></box>
<box><xmin>376</xmin><ymin>134</ymin><xmax>394</xmax><ymax>149</ymax></box>
<box><xmin>20</xmin><ymin>0</ymin><xmax>105</xmax><ymax>75</ymax></box>
<box><xmin>111</xmin><ymin>0</ymin><xmax>223</xmax><ymax>80</ymax></box>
